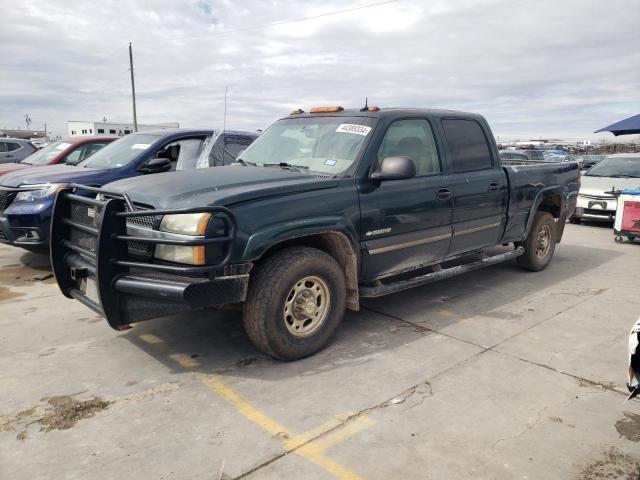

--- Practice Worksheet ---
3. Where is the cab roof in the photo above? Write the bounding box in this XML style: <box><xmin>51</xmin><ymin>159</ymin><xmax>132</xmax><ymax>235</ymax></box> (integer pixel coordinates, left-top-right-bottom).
<box><xmin>284</xmin><ymin>107</ymin><xmax>484</xmax><ymax>121</ymax></box>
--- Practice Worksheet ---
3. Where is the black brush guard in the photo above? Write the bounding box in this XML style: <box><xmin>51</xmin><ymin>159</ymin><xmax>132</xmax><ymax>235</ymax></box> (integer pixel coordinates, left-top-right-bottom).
<box><xmin>51</xmin><ymin>184</ymin><xmax>249</xmax><ymax>330</ymax></box>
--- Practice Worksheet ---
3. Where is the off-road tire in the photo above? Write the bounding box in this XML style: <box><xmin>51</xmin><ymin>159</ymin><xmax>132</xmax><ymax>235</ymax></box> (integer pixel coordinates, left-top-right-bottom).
<box><xmin>516</xmin><ymin>211</ymin><xmax>557</xmax><ymax>271</ymax></box>
<box><xmin>243</xmin><ymin>246</ymin><xmax>346</xmax><ymax>361</ymax></box>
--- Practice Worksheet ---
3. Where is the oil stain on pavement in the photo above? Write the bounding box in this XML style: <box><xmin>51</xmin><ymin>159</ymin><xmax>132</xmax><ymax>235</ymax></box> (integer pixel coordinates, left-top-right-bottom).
<box><xmin>1</xmin><ymin>395</ymin><xmax>111</xmax><ymax>440</ymax></box>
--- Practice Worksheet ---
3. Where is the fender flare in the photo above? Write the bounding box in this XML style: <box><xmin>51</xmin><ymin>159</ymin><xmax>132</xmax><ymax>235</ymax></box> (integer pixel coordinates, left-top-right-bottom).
<box><xmin>243</xmin><ymin>217</ymin><xmax>361</xmax><ymax>310</ymax></box>
<box><xmin>523</xmin><ymin>186</ymin><xmax>567</xmax><ymax>239</ymax></box>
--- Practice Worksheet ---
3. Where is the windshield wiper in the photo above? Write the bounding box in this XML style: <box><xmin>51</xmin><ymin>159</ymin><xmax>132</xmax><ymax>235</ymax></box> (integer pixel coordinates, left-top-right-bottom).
<box><xmin>608</xmin><ymin>174</ymin><xmax>634</xmax><ymax>178</ymax></box>
<box><xmin>235</xmin><ymin>158</ymin><xmax>257</xmax><ymax>167</ymax></box>
<box><xmin>263</xmin><ymin>162</ymin><xmax>309</xmax><ymax>172</ymax></box>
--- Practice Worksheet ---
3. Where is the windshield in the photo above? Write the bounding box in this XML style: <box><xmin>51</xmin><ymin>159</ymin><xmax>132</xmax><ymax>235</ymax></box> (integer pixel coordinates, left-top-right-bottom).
<box><xmin>80</xmin><ymin>134</ymin><xmax>161</xmax><ymax>169</ymax></box>
<box><xmin>239</xmin><ymin>116</ymin><xmax>376</xmax><ymax>175</ymax></box>
<box><xmin>585</xmin><ymin>157</ymin><xmax>640</xmax><ymax>178</ymax></box>
<box><xmin>22</xmin><ymin>141</ymin><xmax>70</xmax><ymax>165</ymax></box>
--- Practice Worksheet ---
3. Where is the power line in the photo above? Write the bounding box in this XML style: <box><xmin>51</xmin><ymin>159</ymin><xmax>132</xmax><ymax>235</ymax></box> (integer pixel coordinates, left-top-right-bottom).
<box><xmin>136</xmin><ymin>0</ymin><xmax>400</xmax><ymax>45</ymax></box>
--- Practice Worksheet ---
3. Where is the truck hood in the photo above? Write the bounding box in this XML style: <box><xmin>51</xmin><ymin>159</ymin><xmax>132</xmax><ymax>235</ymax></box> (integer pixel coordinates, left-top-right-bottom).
<box><xmin>0</xmin><ymin>164</ymin><xmax>104</xmax><ymax>188</ymax></box>
<box><xmin>105</xmin><ymin>165</ymin><xmax>339</xmax><ymax>208</ymax></box>
<box><xmin>580</xmin><ymin>175</ymin><xmax>640</xmax><ymax>196</ymax></box>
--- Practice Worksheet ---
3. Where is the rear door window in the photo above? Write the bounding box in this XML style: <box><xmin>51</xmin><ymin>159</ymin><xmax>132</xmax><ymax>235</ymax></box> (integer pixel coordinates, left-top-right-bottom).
<box><xmin>442</xmin><ymin>119</ymin><xmax>493</xmax><ymax>172</ymax></box>
<box><xmin>7</xmin><ymin>142</ymin><xmax>22</xmax><ymax>151</ymax></box>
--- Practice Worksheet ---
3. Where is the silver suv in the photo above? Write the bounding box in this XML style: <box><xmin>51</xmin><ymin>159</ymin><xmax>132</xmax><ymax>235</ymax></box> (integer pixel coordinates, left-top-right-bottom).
<box><xmin>0</xmin><ymin>138</ymin><xmax>38</xmax><ymax>163</ymax></box>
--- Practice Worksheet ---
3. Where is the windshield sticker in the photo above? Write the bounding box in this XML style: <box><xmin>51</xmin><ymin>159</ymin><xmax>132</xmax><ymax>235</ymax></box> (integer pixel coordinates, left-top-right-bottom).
<box><xmin>336</xmin><ymin>124</ymin><xmax>372</xmax><ymax>136</ymax></box>
<box><xmin>324</xmin><ymin>159</ymin><xmax>337</xmax><ymax>166</ymax></box>
<box><xmin>56</xmin><ymin>143</ymin><xmax>71</xmax><ymax>150</ymax></box>
<box><xmin>131</xmin><ymin>144</ymin><xmax>150</xmax><ymax>150</ymax></box>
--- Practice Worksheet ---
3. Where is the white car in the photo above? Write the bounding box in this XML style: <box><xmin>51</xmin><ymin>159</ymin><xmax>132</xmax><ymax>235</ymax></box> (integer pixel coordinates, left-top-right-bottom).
<box><xmin>571</xmin><ymin>153</ymin><xmax>640</xmax><ymax>222</ymax></box>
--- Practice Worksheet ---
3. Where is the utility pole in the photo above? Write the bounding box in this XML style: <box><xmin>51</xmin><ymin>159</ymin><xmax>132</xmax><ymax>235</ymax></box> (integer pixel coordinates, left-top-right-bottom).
<box><xmin>129</xmin><ymin>42</ymin><xmax>138</xmax><ymax>132</ymax></box>
<box><xmin>223</xmin><ymin>86</ymin><xmax>228</xmax><ymax>133</ymax></box>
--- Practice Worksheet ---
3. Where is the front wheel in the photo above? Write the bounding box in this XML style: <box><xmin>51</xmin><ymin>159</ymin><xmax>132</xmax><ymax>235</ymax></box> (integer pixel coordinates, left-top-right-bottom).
<box><xmin>516</xmin><ymin>212</ymin><xmax>557</xmax><ymax>271</ymax></box>
<box><xmin>243</xmin><ymin>246</ymin><xmax>346</xmax><ymax>361</ymax></box>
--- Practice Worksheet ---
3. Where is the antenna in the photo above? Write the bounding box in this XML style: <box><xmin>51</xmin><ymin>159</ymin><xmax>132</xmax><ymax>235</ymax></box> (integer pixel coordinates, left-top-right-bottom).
<box><xmin>223</xmin><ymin>86</ymin><xmax>228</xmax><ymax>133</ymax></box>
<box><xmin>360</xmin><ymin>97</ymin><xmax>369</xmax><ymax>112</ymax></box>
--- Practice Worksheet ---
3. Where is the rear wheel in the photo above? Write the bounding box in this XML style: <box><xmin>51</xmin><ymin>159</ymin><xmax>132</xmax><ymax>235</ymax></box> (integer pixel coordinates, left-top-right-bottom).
<box><xmin>569</xmin><ymin>216</ymin><xmax>581</xmax><ymax>224</ymax></box>
<box><xmin>243</xmin><ymin>246</ymin><xmax>346</xmax><ymax>361</ymax></box>
<box><xmin>517</xmin><ymin>212</ymin><xmax>557</xmax><ymax>271</ymax></box>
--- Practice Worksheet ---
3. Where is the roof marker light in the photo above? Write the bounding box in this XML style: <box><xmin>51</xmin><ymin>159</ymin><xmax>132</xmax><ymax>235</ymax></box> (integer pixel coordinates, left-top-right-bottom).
<box><xmin>310</xmin><ymin>106</ymin><xmax>344</xmax><ymax>113</ymax></box>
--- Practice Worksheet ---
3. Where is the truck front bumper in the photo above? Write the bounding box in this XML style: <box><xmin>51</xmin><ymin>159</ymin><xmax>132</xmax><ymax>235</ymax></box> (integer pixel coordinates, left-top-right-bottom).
<box><xmin>51</xmin><ymin>185</ymin><xmax>243</xmax><ymax>330</ymax></box>
<box><xmin>63</xmin><ymin>252</ymin><xmax>250</xmax><ymax>325</ymax></box>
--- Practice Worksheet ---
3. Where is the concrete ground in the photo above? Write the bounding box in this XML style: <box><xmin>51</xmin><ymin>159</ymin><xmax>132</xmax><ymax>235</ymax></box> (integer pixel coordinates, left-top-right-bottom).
<box><xmin>1</xmin><ymin>223</ymin><xmax>639</xmax><ymax>480</ymax></box>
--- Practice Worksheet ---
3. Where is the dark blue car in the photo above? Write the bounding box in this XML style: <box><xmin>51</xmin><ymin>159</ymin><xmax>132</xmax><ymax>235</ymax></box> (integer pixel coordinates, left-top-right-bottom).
<box><xmin>0</xmin><ymin>129</ymin><xmax>258</xmax><ymax>251</ymax></box>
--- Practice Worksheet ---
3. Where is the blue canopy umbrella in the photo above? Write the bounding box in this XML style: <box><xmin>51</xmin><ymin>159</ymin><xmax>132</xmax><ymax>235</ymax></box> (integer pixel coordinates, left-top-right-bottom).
<box><xmin>595</xmin><ymin>113</ymin><xmax>640</xmax><ymax>136</ymax></box>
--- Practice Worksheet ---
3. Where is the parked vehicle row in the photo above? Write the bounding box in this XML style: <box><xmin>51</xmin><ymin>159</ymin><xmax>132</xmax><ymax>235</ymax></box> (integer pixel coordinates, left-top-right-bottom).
<box><xmin>46</xmin><ymin>107</ymin><xmax>579</xmax><ymax>360</ymax></box>
<box><xmin>571</xmin><ymin>153</ymin><xmax>640</xmax><ymax>222</ymax></box>
<box><xmin>0</xmin><ymin>137</ymin><xmax>116</xmax><ymax>178</ymax></box>
<box><xmin>0</xmin><ymin>130</ymin><xmax>258</xmax><ymax>251</ymax></box>
<box><xmin>0</xmin><ymin>138</ymin><xmax>39</xmax><ymax>163</ymax></box>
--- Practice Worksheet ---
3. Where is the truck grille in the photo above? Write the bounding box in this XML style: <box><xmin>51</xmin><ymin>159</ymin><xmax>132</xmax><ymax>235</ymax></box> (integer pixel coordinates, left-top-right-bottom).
<box><xmin>123</xmin><ymin>204</ymin><xmax>156</xmax><ymax>258</ymax></box>
<box><xmin>67</xmin><ymin>199</ymin><xmax>154</xmax><ymax>258</ymax></box>
<box><xmin>124</xmin><ymin>204</ymin><xmax>156</xmax><ymax>229</ymax></box>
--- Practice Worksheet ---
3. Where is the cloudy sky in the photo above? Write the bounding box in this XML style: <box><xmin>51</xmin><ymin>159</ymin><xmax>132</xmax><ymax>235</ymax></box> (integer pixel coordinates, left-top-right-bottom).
<box><xmin>1</xmin><ymin>0</ymin><xmax>639</xmax><ymax>141</ymax></box>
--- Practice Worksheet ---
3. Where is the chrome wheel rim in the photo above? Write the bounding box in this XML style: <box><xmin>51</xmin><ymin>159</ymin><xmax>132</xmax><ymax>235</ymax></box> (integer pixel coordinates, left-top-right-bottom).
<box><xmin>283</xmin><ymin>275</ymin><xmax>331</xmax><ymax>337</ymax></box>
<box><xmin>535</xmin><ymin>224</ymin><xmax>551</xmax><ymax>258</ymax></box>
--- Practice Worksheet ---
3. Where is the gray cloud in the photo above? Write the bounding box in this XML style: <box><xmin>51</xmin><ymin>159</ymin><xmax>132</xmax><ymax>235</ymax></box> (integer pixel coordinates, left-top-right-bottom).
<box><xmin>1</xmin><ymin>0</ymin><xmax>638</xmax><ymax>141</ymax></box>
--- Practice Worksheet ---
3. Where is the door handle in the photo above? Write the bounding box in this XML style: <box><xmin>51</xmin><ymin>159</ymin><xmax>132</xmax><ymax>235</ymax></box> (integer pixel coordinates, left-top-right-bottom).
<box><xmin>436</xmin><ymin>188</ymin><xmax>451</xmax><ymax>200</ymax></box>
<box><xmin>488</xmin><ymin>182</ymin><xmax>500</xmax><ymax>192</ymax></box>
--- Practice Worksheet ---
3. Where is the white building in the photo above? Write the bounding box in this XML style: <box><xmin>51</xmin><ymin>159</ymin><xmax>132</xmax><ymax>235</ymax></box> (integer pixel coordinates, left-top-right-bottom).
<box><xmin>67</xmin><ymin>120</ymin><xmax>179</xmax><ymax>138</ymax></box>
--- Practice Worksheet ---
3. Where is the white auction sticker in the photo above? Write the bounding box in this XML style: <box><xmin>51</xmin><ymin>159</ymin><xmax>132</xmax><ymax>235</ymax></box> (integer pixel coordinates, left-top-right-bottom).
<box><xmin>56</xmin><ymin>143</ymin><xmax>71</xmax><ymax>150</ymax></box>
<box><xmin>336</xmin><ymin>124</ymin><xmax>372</xmax><ymax>136</ymax></box>
<box><xmin>131</xmin><ymin>144</ymin><xmax>150</xmax><ymax>150</ymax></box>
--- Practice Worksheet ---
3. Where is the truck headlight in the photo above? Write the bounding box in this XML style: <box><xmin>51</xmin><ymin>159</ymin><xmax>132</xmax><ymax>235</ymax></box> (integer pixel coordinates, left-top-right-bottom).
<box><xmin>154</xmin><ymin>244</ymin><xmax>205</xmax><ymax>265</ymax></box>
<box><xmin>159</xmin><ymin>213</ymin><xmax>211</xmax><ymax>235</ymax></box>
<box><xmin>15</xmin><ymin>184</ymin><xmax>66</xmax><ymax>202</ymax></box>
<box><xmin>155</xmin><ymin>213</ymin><xmax>211</xmax><ymax>265</ymax></box>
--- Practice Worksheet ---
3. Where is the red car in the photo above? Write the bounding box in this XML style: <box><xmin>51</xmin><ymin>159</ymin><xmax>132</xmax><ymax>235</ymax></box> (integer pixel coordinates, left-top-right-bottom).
<box><xmin>0</xmin><ymin>137</ymin><xmax>116</xmax><ymax>177</ymax></box>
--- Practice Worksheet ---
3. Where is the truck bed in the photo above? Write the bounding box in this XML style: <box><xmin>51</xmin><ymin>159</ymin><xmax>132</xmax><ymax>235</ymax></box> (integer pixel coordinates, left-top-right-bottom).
<box><xmin>502</xmin><ymin>162</ymin><xmax>580</xmax><ymax>243</ymax></box>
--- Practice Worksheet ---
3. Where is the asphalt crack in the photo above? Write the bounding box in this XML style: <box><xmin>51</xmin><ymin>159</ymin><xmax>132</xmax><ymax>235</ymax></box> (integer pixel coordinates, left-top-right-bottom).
<box><xmin>491</xmin><ymin>405</ymin><xmax>548</xmax><ymax>450</ymax></box>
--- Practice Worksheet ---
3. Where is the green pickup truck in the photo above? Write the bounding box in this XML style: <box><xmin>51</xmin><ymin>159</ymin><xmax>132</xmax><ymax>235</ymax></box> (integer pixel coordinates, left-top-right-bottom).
<box><xmin>51</xmin><ymin>107</ymin><xmax>580</xmax><ymax>360</ymax></box>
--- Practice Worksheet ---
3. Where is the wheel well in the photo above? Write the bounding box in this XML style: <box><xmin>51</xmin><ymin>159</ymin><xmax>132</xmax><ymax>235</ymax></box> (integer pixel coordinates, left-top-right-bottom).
<box><xmin>255</xmin><ymin>232</ymin><xmax>360</xmax><ymax>311</ymax></box>
<box><xmin>537</xmin><ymin>192</ymin><xmax>568</xmax><ymax>242</ymax></box>
<box><xmin>538</xmin><ymin>193</ymin><xmax>563</xmax><ymax>218</ymax></box>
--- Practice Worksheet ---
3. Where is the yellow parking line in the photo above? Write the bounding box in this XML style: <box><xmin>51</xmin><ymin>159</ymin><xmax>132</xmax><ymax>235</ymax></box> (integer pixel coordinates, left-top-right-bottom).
<box><xmin>307</xmin><ymin>416</ymin><xmax>374</xmax><ymax>452</ymax></box>
<box><xmin>200</xmin><ymin>375</ymin><xmax>290</xmax><ymax>438</ymax></box>
<box><xmin>138</xmin><ymin>334</ymin><xmax>370</xmax><ymax>479</ymax></box>
<box><xmin>284</xmin><ymin>413</ymin><xmax>353</xmax><ymax>449</ymax></box>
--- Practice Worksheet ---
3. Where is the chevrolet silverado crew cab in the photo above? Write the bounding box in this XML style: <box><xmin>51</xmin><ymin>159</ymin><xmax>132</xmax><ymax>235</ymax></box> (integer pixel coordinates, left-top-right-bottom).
<box><xmin>51</xmin><ymin>107</ymin><xmax>579</xmax><ymax>360</ymax></box>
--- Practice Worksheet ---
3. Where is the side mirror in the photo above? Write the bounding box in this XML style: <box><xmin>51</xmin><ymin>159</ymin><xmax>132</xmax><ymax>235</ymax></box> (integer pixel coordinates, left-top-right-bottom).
<box><xmin>139</xmin><ymin>157</ymin><xmax>172</xmax><ymax>174</ymax></box>
<box><xmin>370</xmin><ymin>156</ymin><xmax>416</xmax><ymax>182</ymax></box>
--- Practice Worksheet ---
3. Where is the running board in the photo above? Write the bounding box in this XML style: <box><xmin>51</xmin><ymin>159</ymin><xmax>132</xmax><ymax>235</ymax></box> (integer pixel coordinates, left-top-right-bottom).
<box><xmin>359</xmin><ymin>247</ymin><xmax>525</xmax><ymax>298</ymax></box>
